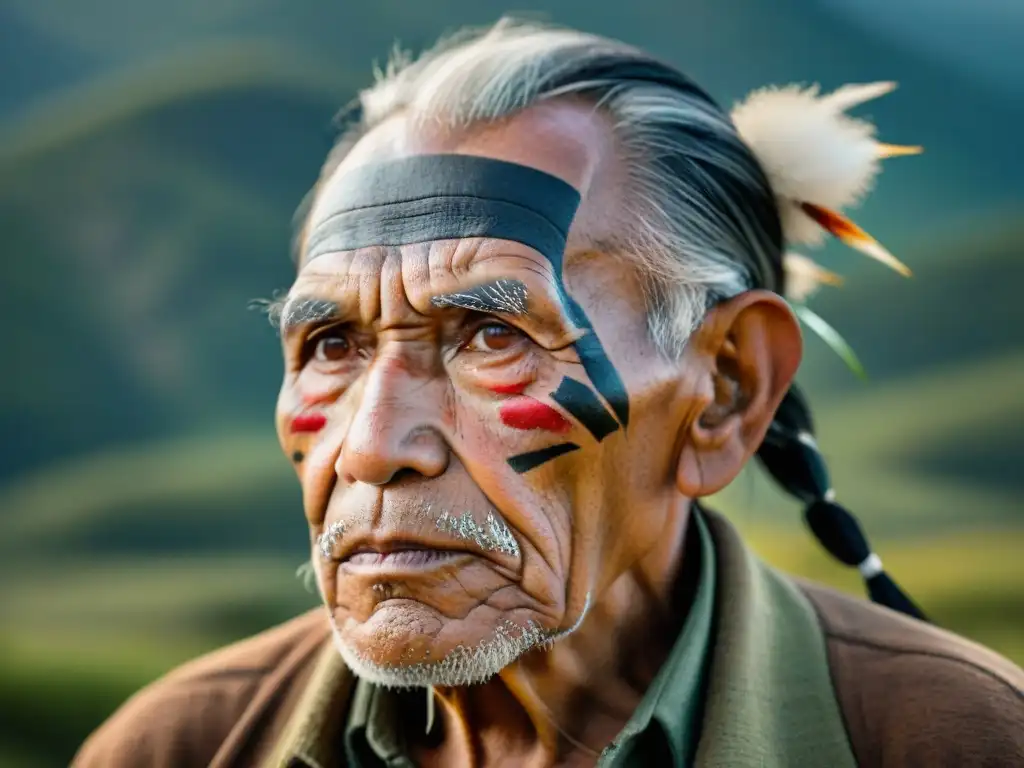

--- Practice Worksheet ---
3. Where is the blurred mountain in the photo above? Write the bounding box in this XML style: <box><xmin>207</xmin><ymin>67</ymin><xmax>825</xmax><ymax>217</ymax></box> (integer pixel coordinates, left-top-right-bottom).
<box><xmin>0</xmin><ymin>42</ymin><xmax>348</xmax><ymax>477</ymax></box>
<box><xmin>4</xmin><ymin>0</ymin><xmax>1023</xmax><ymax>211</ymax></box>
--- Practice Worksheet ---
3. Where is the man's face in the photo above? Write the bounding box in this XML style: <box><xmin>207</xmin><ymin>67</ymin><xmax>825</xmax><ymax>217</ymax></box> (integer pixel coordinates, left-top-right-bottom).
<box><xmin>275</xmin><ymin>103</ymin><xmax>692</xmax><ymax>686</ymax></box>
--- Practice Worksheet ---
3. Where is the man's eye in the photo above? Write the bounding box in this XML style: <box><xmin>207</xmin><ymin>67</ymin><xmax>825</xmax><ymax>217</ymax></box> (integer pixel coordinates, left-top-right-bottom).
<box><xmin>465</xmin><ymin>322</ymin><xmax>524</xmax><ymax>353</ymax></box>
<box><xmin>311</xmin><ymin>329</ymin><xmax>352</xmax><ymax>362</ymax></box>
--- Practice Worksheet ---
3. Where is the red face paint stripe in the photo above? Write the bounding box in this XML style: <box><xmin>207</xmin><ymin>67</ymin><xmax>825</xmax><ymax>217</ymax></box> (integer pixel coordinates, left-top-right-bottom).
<box><xmin>498</xmin><ymin>398</ymin><xmax>572</xmax><ymax>433</ymax></box>
<box><xmin>488</xmin><ymin>381</ymin><xmax>528</xmax><ymax>395</ymax></box>
<box><xmin>291</xmin><ymin>413</ymin><xmax>327</xmax><ymax>433</ymax></box>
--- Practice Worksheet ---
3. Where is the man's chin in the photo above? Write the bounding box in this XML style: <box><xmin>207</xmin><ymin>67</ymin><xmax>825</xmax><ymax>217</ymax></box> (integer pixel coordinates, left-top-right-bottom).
<box><xmin>330</xmin><ymin>600</ymin><xmax>556</xmax><ymax>689</ymax></box>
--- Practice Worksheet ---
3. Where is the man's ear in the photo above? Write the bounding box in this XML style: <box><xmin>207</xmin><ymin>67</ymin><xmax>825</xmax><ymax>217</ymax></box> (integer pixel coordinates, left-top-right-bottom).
<box><xmin>675</xmin><ymin>290</ymin><xmax>802</xmax><ymax>498</ymax></box>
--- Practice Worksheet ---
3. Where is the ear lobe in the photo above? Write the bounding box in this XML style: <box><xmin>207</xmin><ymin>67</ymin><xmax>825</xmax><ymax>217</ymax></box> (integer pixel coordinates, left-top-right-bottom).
<box><xmin>676</xmin><ymin>290</ymin><xmax>802</xmax><ymax>498</ymax></box>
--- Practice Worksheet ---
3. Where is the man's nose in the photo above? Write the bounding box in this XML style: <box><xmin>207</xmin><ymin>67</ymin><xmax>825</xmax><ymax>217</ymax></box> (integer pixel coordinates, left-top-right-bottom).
<box><xmin>335</xmin><ymin>354</ymin><xmax>450</xmax><ymax>486</ymax></box>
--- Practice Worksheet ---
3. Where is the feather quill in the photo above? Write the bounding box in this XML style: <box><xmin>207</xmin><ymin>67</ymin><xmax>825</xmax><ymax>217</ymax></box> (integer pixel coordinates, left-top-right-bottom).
<box><xmin>732</xmin><ymin>80</ymin><xmax>919</xmax><ymax>375</ymax></box>
<box><xmin>732</xmin><ymin>80</ymin><xmax>918</xmax><ymax>300</ymax></box>
<box><xmin>783</xmin><ymin>252</ymin><xmax>843</xmax><ymax>303</ymax></box>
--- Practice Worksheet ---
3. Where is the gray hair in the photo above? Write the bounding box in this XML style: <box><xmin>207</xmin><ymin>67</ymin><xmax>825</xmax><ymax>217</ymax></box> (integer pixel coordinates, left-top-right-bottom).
<box><xmin>302</xmin><ymin>18</ymin><xmax>784</xmax><ymax>355</ymax></box>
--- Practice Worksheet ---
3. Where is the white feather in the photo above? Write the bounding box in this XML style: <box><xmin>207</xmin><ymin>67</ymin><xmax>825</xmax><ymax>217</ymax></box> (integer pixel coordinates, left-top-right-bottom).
<box><xmin>820</xmin><ymin>81</ymin><xmax>897</xmax><ymax>112</ymax></box>
<box><xmin>731</xmin><ymin>82</ymin><xmax>895</xmax><ymax>246</ymax></box>
<box><xmin>783</xmin><ymin>252</ymin><xmax>842</xmax><ymax>303</ymax></box>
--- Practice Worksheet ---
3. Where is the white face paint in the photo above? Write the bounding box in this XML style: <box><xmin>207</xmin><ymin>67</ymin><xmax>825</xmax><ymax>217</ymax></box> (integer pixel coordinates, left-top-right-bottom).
<box><xmin>435</xmin><ymin>511</ymin><xmax>521</xmax><ymax>557</ymax></box>
<box><xmin>333</xmin><ymin>593</ymin><xmax>592</xmax><ymax>689</ymax></box>
<box><xmin>317</xmin><ymin>521</ymin><xmax>346</xmax><ymax>561</ymax></box>
<box><xmin>430</xmin><ymin>278</ymin><xmax>530</xmax><ymax>315</ymax></box>
<box><xmin>315</xmin><ymin>507</ymin><xmax>520</xmax><ymax>563</ymax></box>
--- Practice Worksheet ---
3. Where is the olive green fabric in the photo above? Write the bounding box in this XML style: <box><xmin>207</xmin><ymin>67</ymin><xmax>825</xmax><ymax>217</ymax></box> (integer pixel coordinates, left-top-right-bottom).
<box><xmin>264</xmin><ymin>509</ymin><xmax>858</xmax><ymax>767</ymax></box>
<box><xmin>260</xmin><ymin>636</ymin><xmax>354</xmax><ymax>768</ymax></box>
<box><xmin>694</xmin><ymin>511</ymin><xmax>857</xmax><ymax>768</ymax></box>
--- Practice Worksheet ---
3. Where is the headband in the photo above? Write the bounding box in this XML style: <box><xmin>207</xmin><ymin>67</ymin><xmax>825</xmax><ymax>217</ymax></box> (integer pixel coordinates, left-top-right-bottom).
<box><xmin>305</xmin><ymin>154</ymin><xmax>581</xmax><ymax>266</ymax></box>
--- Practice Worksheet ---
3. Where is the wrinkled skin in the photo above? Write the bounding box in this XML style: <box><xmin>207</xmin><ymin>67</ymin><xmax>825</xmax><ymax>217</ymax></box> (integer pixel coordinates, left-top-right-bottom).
<box><xmin>275</xmin><ymin>102</ymin><xmax>802</xmax><ymax>766</ymax></box>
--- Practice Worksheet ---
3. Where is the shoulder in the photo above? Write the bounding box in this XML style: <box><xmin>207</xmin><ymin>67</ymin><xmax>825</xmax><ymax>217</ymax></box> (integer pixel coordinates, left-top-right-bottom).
<box><xmin>72</xmin><ymin>609</ymin><xmax>330</xmax><ymax>768</ymax></box>
<box><xmin>798</xmin><ymin>580</ymin><xmax>1024</xmax><ymax>768</ymax></box>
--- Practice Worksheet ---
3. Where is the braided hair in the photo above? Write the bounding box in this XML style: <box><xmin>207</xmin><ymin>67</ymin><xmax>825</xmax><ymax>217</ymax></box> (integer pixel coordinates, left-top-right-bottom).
<box><xmin>757</xmin><ymin>386</ymin><xmax>926</xmax><ymax>620</ymax></box>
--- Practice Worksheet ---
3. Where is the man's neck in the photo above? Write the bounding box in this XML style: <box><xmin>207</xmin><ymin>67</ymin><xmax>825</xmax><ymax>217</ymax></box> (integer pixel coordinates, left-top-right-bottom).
<box><xmin>416</xmin><ymin>502</ymin><xmax>698</xmax><ymax>767</ymax></box>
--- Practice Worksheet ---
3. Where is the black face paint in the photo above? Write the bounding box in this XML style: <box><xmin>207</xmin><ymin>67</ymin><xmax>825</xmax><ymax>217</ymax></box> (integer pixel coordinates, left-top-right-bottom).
<box><xmin>561</xmin><ymin>294</ymin><xmax>630</xmax><ymax>428</ymax></box>
<box><xmin>431</xmin><ymin>278</ymin><xmax>529</xmax><ymax>315</ymax></box>
<box><xmin>305</xmin><ymin>154</ymin><xmax>630</xmax><ymax>473</ymax></box>
<box><xmin>306</xmin><ymin>155</ymin><xmax>578</xmax><ymax>260</ymax></box>
<box><xmin>291</xmin><ymin>450</ymin><xmax>305</xmax><ymax>463</ymax></box>
<box><xmin>507</xmin><ymin>443</ymin><xmax>581</xmax><ymax>474</ymax></box>
<box><xmin>550</xmin><ymin>377</ymin><xmax>619</xmax><ymax>442</ymax></box>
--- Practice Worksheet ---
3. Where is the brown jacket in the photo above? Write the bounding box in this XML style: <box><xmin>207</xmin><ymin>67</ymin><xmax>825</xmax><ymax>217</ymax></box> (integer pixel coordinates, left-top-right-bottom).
<box><xmin>73</xmin><ymin>512</ymin><xmax>1024</xmax><ymax>767</ymax></box>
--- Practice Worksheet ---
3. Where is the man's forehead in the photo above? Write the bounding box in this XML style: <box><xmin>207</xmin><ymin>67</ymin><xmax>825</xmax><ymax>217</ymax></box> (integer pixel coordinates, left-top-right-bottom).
<box><xmin>304</xmin><ymin>102</ymin><xmax>617</xmax><ymax>246</ymax></box>
<box><xmin>285</xmin><ymin>241</ymin><xmax>585</xmax><ymax>349</ymax></box>
<box><xmin>293</xmin><ymin>238</ymin><xmax>555</xmax><ymax>289</ymax></box>
<box><xmin>288</xmin><ymin>240</ymin><xmax>561</xmax><ymax>321</ymax></box>
<box><xmin>326</xmin><ymin>103</ymin><xmax>607</xmax><ymax>193</ymax></box>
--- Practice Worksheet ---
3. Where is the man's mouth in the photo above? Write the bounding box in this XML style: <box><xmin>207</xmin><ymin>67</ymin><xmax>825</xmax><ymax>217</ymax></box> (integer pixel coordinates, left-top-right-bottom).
<box><xmin>319</xmin><ymin>516</ymin><xmax>522</xmax><ymax>580</ymax></box>
<box><xmin>339</xmin><ymin>541</ymin><xmax>470</xmax><ymax>573</ymax></box>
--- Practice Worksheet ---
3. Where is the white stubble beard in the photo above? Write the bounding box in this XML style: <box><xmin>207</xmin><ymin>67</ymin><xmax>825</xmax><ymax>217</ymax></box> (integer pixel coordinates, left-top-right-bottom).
<box><xmin>331</xmin><ymin>592</ymin><xmax>592</xmax><ymax>689</ymax></box>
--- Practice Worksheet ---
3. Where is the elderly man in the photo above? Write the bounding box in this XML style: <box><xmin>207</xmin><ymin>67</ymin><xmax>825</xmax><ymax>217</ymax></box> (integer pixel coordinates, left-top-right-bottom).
<box><xmin>75</xmin><ymin>20</ymin><xmax>1023</xmax><ymax>768</ymax></box>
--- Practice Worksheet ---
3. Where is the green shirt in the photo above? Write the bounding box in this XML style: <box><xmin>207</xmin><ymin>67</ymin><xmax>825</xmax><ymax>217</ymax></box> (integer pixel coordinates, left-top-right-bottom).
<box><xmin>344</xmin><ymin>511</ymin><xmax>717</xmax><ymax>767</ymax></box>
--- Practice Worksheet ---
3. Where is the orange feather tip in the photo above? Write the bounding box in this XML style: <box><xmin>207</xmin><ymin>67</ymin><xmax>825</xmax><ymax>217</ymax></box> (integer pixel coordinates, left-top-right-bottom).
<box><xmin>799</xmin><ymin>203</ymin><xmax>912</xmax><ymax>277</ymax></box>
<box><xmin>783</xmin><ymin>252</ymin><xmax>845</xmax><ymax>302</ymax></box>
<box><xmin>816</xmin><ymin>269</ymin><xmax>844</xmax><ymax>287</ymax></box>
<box><xmin>876</xmin><ymin>142</ymin><xmax>924</xmax><ymax>158</ymax></box>
<box><xmin>784</xmin><ymin>253</ymin><xmax>845</xmax><ymax>285</ymax></box>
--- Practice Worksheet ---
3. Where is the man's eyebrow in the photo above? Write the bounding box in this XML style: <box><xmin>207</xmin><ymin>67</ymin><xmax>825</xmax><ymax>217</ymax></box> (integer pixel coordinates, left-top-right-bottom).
<box><xmin>430</xmin><ymin>278</ymin><xmax>529</xmax><ymax>316</ymax></box>
<box><xmin>279</xmin><ymin>295</ymin><xmax>342</xmax><ymax>334</ymax></box>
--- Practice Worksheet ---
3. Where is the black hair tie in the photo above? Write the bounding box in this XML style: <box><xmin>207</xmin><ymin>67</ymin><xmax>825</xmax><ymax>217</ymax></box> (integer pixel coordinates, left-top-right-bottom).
<box><xmin>757</xmin><ymin>387</ymin><xmax>928</xmax><ymax>622</ymax></box>
<box><xmin>797</xmin><ymin>432</ymin><xmax>927</xmax><ymax>621</ymax></box>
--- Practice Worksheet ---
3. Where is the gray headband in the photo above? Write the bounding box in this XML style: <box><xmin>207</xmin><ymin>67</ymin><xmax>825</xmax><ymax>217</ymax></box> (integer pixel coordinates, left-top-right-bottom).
<box><xmin>305</xmin><ymin>154</ymin><xmax>582</xmax><ymax>265</ymax></box>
